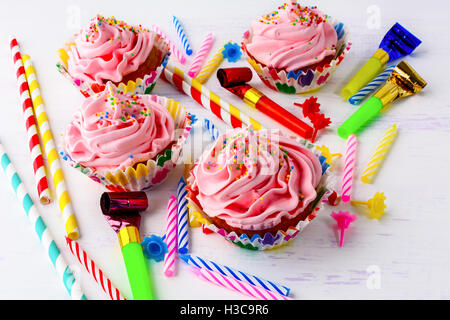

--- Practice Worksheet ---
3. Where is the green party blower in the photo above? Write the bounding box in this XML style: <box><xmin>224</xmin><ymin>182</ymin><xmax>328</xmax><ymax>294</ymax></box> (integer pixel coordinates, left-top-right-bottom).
<box><xmin>341</xmin><ymin>23</ymin><xmax>422</xmax><ymax>100</ymax></box>
<box><xmin>101</xmin><ymin>192</ymin><xmax>155</xmax><ymax>300</ymax></box>
<box><xmin>338</xmin><ymin>60</ymin><xmax>427</xmax><ymax>139</ymax></box>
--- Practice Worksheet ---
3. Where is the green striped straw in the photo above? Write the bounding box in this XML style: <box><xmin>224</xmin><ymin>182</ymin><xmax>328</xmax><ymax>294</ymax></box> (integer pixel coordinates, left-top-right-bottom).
<box><xmin>0</xmin><ymin>141</ymin><xmax>87</xmax><ymax>300</ymax></box>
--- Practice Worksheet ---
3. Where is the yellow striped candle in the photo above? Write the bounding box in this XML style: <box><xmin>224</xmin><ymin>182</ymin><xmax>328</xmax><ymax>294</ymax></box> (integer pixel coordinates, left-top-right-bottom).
<box><xmin>195</xmin><ymin>41</ymin><xmax>231</xmax><ymax>84</ymax></box>
<box><xmin>360</xmin><ymin>124</ymin><xmax>398</xmax><ymax>184</ymax></box>
<box><xmin>22</xmin><ymin>54</ymin><xmax>80</xmax><ymax>240</ymax></box>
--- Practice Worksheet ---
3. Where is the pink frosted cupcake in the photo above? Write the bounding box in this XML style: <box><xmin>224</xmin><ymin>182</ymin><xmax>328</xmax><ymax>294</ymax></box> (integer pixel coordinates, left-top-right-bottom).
<box><xmin>62</xmin><ymin>82</ymin><xmax>191</xmax><ymax>191</ymax></box>
<box><xmin>57</xmin><ymin>15</ymin><xmax>170</xmax><ymax>97</ymax></box>
<box><xmin>242</xmin><ymin>2</ymin><xmax>351</xmax><ymax>93</ymax></box>
<box><xmin>186</xmin><ymin>126</ymin><xmax>327</xmax><ymax>250</ymax></box>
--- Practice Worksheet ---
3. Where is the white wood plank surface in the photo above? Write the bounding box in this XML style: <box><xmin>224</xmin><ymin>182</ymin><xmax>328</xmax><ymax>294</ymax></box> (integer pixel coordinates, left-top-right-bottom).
<box><xmin>0</xmin><ymin>0</ymin><xmax>448</xmax><ymax>299</ymax></box>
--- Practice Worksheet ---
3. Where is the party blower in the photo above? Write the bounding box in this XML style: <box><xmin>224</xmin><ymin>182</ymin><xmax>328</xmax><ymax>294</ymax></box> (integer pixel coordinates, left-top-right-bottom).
<box><xmin>338</xmin><ymin>60</ymin><xmax>426</xmax><ymax>139</ymax></box>
<box><xmin>100</xmin><ymin>192</ymin><xmax>155</xmax><ymax>300</ymax></box>
<box><xmin>341</xmin><ymin>23</ymin><xmax>421</xmax><ymax>100</ymax></box>
<box><xmin>217</xmin><ymin>67</ymin><xmax>314</xmax><ymax>140</ymax></box>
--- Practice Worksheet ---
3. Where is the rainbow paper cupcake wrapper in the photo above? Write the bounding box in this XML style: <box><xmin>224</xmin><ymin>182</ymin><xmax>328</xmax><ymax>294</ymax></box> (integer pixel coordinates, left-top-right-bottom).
<box><xmin>61</xmin><ymin>96</ymin><xmax>192</xmax><ymax>192</ymax></box>
<box><xmin>187</xmin><ymin>138</ymin><xmax>331</xmax><ymax>250</ymax></box>
<box><xmin>241</xmin><ymin>17</ymin><xmax>351</xmax><ymax>94</ymax></box>
<box><xmin>56</xmin><ymin>33</ymin><xmax>170</xmax><ymax>97</ymax></box>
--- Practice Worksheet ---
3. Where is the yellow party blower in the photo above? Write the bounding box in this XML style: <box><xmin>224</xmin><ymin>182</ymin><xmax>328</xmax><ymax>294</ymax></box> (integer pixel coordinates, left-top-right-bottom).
<box><xmin>341</xmin><ymin>23</ymin><xmax>421</xmax><ymax>101</ymax></box>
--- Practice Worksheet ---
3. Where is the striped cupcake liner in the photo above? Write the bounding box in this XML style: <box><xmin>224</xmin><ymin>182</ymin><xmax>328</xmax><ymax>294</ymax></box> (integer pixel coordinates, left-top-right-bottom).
<box><xmin>186</xmin><ymin>138</ymin><xmax>332</xmax><ymax>250</ymax></box>
<box><xmin>56</xmin><ymin>32</ymin><xmax>170</xmax><ymax>97</ymax></box>
<box><xmin>61</xmin><ymin>95</ymin><xmax>192</xmax><ymax>192</ymax></box>
<box><xmin>241</xmin><ymin>17</ymin><xmax>351</xmax><ymax>94</ymax></box>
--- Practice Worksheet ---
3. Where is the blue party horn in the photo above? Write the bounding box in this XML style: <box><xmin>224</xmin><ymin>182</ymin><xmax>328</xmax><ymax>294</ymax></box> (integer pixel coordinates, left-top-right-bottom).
<box><xmin>341</xmin><ymin>22</ymin><xmax>421</xmax><ymax>100</ymax></box>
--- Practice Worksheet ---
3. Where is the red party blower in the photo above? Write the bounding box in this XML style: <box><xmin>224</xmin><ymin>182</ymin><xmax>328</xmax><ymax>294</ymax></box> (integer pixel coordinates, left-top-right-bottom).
<box><xmin>217</xmin><ymin>67</ymin><xmax>313</xmax><ymax>140</ymax></box>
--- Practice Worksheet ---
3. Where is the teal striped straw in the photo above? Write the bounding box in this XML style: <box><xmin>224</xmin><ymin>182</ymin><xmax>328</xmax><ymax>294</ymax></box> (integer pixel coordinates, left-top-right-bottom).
<box><xmin>348</xmin><ymin>65</ymin><xmax>396</xmax><ymax>105</ymax></box>
<box><xmin>0</xmin><ymin>142</ymin><xmax>87</xmax><ymax>300</ymax></box>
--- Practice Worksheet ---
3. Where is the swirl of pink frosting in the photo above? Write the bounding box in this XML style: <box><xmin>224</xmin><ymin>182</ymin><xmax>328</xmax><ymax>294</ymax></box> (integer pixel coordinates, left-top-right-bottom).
<box><xmin>67</xmin><ymin>15</ymin><xmax>155</xmax><ymax>84</ymax></box>
<box><xmin>64</xmin><ymin>82</ymin><xmax>175</xmax><ymax>173</ymax></box>
<box><xmin>189</xmin><ymin>127</ymin><xmax>322</xmax><ymax>231</ymax></box>
<box><xmin>245</xmin><ymin>2</ymin><xmax>337</xmax><ymax>72</ymax></box>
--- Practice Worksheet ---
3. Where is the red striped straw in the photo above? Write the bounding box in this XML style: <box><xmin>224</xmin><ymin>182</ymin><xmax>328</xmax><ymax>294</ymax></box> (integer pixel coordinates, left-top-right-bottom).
<box><xmin>191</xmin><ymin>267</ymin><xmax>292</xmax><ymax>300</ymax></box>
<box><xmin>9</xmin><ymin>37</ymin><xmax>50</xmax><ymax>204</ymax></box>
<box><xmin>66</xmin><ymin>237</ymin><xmax>126</xmax><ymax>300</ymax></box>
<box><xmin>164</xmin><ymin>194</ymin><xmax>178</xmax><ymax>277</ymax></box>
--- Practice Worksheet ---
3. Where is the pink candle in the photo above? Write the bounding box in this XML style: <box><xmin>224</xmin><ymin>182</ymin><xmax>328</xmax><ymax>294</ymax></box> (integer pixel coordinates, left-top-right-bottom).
<box><xmin>151</xmin><ymin>25</ymin><xmax>186</xmax><ymax>65</ymax></box>
<box><xmin>188</xmin><ymin>33</ymin><xmax>214</xmax><ymax>78</ymax></box>
<box><xmin>191</xmin><ymin>267</ymin><xmax>292</xmax><ymax>300</ymax></box>
<box><xmin>341</xmin><ymin>134</ymin><xmax>358</xmax><ymax>202</ymax></box>
<box><xmin>164</xmin><ymin>195</ymin><xmax>178</xmax><ymax>277</ymax></box>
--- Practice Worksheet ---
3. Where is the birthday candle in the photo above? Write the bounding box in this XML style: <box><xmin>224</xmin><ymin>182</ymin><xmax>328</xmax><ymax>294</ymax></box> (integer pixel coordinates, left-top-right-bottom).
<box><xmin>177</xmin><ymin>177</ymin><xmax>189</xmax><ymax>254</ymax></box>
<box><xmin>341</xmin><ymin>134</ymin><xmax>357</xmax><ymax>202</ymax></box>
<box><xmin>195</xmin><ymin>41</ymin><xmax>231</xmax><ymax>84</ymax></box>
<box><xmin>191</xmin><ymin>267</ymin><xmax>292</xmax><ymax>300</ymax></box>
<box><xmin>360</xmin><ymin>124</ymin><xmax>398</xmax><ymax>183</ymax></box>
<box><xmin>164</xmin><ymin>195</ymin><xmax>178</xmax><ymax>277</ymax></box>
<box><xmin>348</xmin><ymin>65</ymin><xmax>396</xmax><ymax>105</ymax></box>
<box><xmin>203</xmin><ymin>118</ymin><xmax>220</xmax><ymax>141</ymax></box>
<box><xmin>172</xmin><ymin>16</ymin><xmax>193</xmax><ymax>56</ymax></box>
<box><xmin>188</xmin><ymin>33</ymin><xmax>214</xmax><ymax>78</ymax></box>
<box><xmin>150</xmin><ymin>25</ymin><xmax>186</xmax><ymax>65</ymax></box>
<box><xmin>180</xmin><ymin>254</ymin><xmax>290</xmax><ymax>297</ymax></box>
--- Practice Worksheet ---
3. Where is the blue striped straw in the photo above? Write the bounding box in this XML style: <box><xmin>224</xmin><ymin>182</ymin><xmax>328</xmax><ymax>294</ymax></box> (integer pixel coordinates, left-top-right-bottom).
<box><xmin>0</xmin><ymin>142</ymin><xmax>87</xmax><ymax>300</ymax></box>
<box><xmin>348</xmin><ymin>65</ymin><xmax>396</xmax><ymax>105</ymax></box>
<box><xmin>176</xmin><ymin>177</ymin><xmax>189</xmax><ymax>254</ymax></box>
<box><xmin>180</xmin><ymin>254</ymin><xmax>291</xmax><ymax>297</ymax></box>
<box><xmin>203</xmin><ymin>118</ymin><xmax>220</xmax><ymax>141</ymax></box>
<box><xmin>172</xmin><ymin>15</ymin><xmax>193</xmax><ymax>56</ymax></box>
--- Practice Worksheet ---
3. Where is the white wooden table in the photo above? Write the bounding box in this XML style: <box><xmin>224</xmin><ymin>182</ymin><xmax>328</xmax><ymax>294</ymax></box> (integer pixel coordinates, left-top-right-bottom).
<box><xmin>0</xmin><ymin>0</ymin><xmax>448</xmax><ymax>299</ymax></box>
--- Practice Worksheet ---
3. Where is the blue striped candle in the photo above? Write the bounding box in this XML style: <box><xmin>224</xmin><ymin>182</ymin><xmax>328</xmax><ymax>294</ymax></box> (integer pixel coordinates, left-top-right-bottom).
<box><xmin>203</xmin><ymin>118</ymin><xmax>220</xmax><ymax>141</ymax></box>
<box><xmin>348</xmin><ymin>65</ymin><xmax>396</xmax><ymax>105</ymax></box>
<box><xmin>176</xmin><ymin>177</ymin><xmax>189</xmax><ymax>254</ymax></box>
<box><xmin>0</xmin><ymin>142</ymin><xmax>86</xmax><ymax>300</ymax></box>
<box><xmin>180</xmin><ymin>254</ymin><xmax>291</xmax><ymax>297</ymax></box>
<box><xmin>172</xmin><ymin>15</ymin><xmax>193</xmax><ymax>56</ymax></box>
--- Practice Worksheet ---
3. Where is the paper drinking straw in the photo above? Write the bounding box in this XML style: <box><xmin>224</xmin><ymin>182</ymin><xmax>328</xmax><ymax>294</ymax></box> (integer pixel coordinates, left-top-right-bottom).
<box><xmin>360</xmin><ymin>124</ymin><xmax>398</xmax><ymax>183</ymax></box>
<box><xmin>172</xmin><ymin>15</ymin><xmax>193</xmax><ymax>55</ymax></box>
<box><xmin>187</xmin><ymin>33</ymin><xmax>214</xmax><ymax>78</ymax></box>
<box><xmin>203</xmin><ymin>118</ymin><xmax>220</xmax><ymax>141</ymax></box>
<box><xmin>21</xmin><ymin>54</ymin><xmax>80</xmax><ymax>240</ymax></box>
<box><xmin>65</xmin><ymin>236</ymin><xmax>126</xmax><ymax>300</ymax></box>
<box><xmin>0</xmin><ymin>142</ymin><xmax>86</xmax><ymax>300</ymax></box>
<box><xmin>150</xmin><ymin>25</ymin><xmax>186</xmax><ymax>65</ymax></box>
<box><xmin>348</xmin><ymin>65</ymin><xmax>396</xmax><ymax>105</ymax></box>
<box><xmin>162</xmin><ymin>62</ymin><xmax>264</xmax><ymax>130</ymax></box>
<box><xmin>176</xmin><ymin>177</ymin><xmax>189</xmax><ymax>254</ymax></box>
<box><xmin>180</xmin><ymin>254</ymin><xmax>290</xmax><ymax>297</ymax></box>
<box><xmin>191</xmin><ymin>267</ymin><xmax>292</xmax><ymax>300</ymax></box>
<box><xmin>341</xmin><ymin>134</ymin><xmax>358</xmax><ymax>202</ymax></box>
<box><xmin>195</xmin><ymin>41</ymin><xmax>231</xmax><ymax>84</ymax></box>
<box><xmin>164</xmin><ymin>195</ymin><xmax>178</xmax><ymax>277</ymax></box>
<box><xmin>9</xmin><ymin>37</ymin><xmax>50</xmax><ymax>204</ymax></box>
